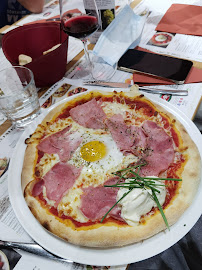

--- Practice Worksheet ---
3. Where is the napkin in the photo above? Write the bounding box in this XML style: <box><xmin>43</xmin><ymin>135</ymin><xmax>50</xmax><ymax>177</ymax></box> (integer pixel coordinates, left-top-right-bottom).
<box><xmin>93</xmin><ymin>4</ymin><xmax>147</xmax><ymax>66</ymax></box>
<box><xmin>155</xmin><ymin>4</ymin><xmax>202</xmax><ymax>36</ymax></box>
<box><xmin>133</xmin><ymin>47</ymin><xmax>202</xmax><ymax>85</ymax></box>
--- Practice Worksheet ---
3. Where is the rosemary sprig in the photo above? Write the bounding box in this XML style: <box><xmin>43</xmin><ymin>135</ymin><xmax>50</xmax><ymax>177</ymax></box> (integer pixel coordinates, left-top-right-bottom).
<box><xmin>101</xmin><ymin>164</ymin><xmax>182</xmax><ymax>229</ymax></box>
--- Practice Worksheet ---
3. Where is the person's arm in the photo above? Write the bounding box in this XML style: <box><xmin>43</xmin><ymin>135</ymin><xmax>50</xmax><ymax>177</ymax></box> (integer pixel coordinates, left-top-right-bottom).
<box><xmin>17</xmin><ymin>0</ymin><xmax>45</xmax><ymax>13</ymax></box>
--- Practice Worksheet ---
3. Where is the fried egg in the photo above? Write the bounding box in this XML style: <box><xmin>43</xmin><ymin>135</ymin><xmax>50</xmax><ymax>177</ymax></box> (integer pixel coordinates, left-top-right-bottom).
<box><xmin>68</xmin><ymin>131</ymin><xmax>124</xmax><ymax>187</ymax></box>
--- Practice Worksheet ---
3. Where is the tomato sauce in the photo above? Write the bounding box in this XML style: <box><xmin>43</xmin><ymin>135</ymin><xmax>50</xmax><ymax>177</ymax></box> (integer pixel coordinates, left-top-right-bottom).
<box><xmin>160</xmin><ymin>115</ymin><xmax>170</xmax><ymax>129</ymax></box>
<box><xmin>57</xmin><ymin>110</ymin><xmax>70</xmax><ymax>119</ymax></box>
<box><xmin>129</xmin><ymin>100</ymin><xmax>155</xmax><ymax>117</ymax></box>
<box><xmin>163</xmin><ymin>156</ymin><xmax>185</xmax><ymax>208</ymax></box>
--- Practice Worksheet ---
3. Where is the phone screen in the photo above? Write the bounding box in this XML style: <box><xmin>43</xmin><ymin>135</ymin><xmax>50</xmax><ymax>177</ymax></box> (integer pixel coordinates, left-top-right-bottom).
<box><xmin>118</xmin><ymin>50</ymin><xmax>193</xmax><ymax>84</ymax></box>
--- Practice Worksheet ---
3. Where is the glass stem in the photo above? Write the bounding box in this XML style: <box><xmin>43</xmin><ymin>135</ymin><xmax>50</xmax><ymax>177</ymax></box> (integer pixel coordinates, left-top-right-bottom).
<box><xmin>81</xmin><ymin>38</ymin><xmax>93</xmax><ymax>73</ymax></box>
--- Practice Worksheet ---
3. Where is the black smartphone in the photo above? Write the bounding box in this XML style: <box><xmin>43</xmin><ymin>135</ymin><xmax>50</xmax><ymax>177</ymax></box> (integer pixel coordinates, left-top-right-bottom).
<box><xmin>118</xmin><ymin>49</ymin><xmax>193</xmax><ymax>84</ymax></box>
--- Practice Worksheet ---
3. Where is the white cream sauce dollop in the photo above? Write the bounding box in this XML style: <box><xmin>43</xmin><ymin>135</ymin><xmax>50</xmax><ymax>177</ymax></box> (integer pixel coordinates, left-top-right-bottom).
<box><xmin>117</xmin><ymin>177</ymin><xmax>166</xmax><ymax>226</ymax></box>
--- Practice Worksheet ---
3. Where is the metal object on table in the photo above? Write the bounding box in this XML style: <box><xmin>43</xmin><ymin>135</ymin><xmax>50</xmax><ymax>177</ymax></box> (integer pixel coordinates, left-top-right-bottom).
<box><xmin>83</xmin><ymin>81</ymin><xmax>188</xmax><ymax>96</ymax></box>
<box><xmin>0</xmin><ymin>240</ymin><xmax>73</xmax><ymax>263</ymax></box>
<box><xmin>83</xmin><ymin>80</ymin><xmax>131</xmax><ymax>88</ymax></box>
<box><xmin>139</xmin><ymin>87</ymin><xmax>188</xmax><ymax>96</ymax></box>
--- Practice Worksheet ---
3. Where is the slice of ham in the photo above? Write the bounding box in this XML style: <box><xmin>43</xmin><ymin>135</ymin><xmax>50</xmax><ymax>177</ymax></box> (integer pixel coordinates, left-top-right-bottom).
<box><xmin>106</xmin><ymin>114</ymin><xmax>174</xmax><ymax>176</ymax></box>
<box><xmin>80</xmin><ymin>177</ymin><xmax>122</xmax><ymax>221</ymax></box>
<box><xmin>105</xmin><ymin>114</ymin><xmax>147</xmax><ymax>154</ymax></box>
<box><xmin>105</xmin><ymin>114</ymin><xmax>134</xmax><ymax>151</ymax></box>
<box><xmin>131</xmin><ymin>125</ymin><xmax>147</xmax><ymax>150</ymax></box>
<box><xmin>37</xmin><ymin>126</ymin><xmax>83</xmax><ymax>162</ymax></box>
<box><xmin>42</xmin><ymin>162</ymin><xmax>82</xmax><ymax>205</ymax></box>
<box><xmin>140</xmin><ymin>120</ymin><xmax>175</xmax><ymax>176</ymax></box>
<box><xmin>32</xmin><ymin>179</ymin><xmax>44</xmax><ymax>197</ymax></box>
<box><xmin>69</xmin><ymin>98</ymin><xmax>106</xmax><ymax>129</ymax></box>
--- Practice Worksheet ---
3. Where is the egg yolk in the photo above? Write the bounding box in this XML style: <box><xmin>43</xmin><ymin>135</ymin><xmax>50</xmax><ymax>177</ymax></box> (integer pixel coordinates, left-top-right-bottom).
<box><xmin>80</xmin><ymin>141</ymin><xmax>107</xmax><ymax>162</ymax></box>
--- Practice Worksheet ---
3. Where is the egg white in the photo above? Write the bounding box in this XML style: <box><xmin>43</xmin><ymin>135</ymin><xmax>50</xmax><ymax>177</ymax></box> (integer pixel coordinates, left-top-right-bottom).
<box><xmin>68</xmin><ymin>131</ymin><xmax>124</xmax><ymax>187</ymax></box>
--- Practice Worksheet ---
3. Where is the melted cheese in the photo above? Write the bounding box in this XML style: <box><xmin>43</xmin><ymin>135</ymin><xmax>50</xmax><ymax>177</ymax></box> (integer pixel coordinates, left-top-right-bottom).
<box><xmin>102</xmin><ymin>102</ymin><xmax>131</xmax><ymax>117</ymax></box>
<box><xmin>43</xmin><ymin>186</ymin><xmax>55</xmax><ymax>207</ymax></box>
<box><xmin>36</xmin><ymin>153</ymin><xmax>59</xmax><ymax>177</ymax></box>
<box><xmin>57</xmin><ymin>187</ymin><xmax>88</xmax><ymax>223</ymax></box>
<box><xmin>47</xmin><ymin>118</ymin><xmax>72</xmax><ymax>134</ymax></box>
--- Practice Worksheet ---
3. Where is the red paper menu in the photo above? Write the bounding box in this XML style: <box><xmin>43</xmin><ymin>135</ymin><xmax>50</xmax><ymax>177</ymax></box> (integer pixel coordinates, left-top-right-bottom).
<box><xmin>155</xmin><ymin>4</ymin><xmax>202</xmax><ymax>36</ymax></box>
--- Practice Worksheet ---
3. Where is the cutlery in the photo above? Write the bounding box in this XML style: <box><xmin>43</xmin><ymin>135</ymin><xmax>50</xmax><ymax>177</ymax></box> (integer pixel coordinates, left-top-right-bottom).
<box><xmin>83</xmin><ymin>81</ymin><xmax>188</xmax><ymax>96</ymax></box>
<box><xmin>139</xmin><ymin>87</ymin><xmax>188</xmax><ymax>96</ymax></box>
<box><xmin>0</xmin><ymin>240</ymin><xmax>72</xmax><ymax>263</ymax></box>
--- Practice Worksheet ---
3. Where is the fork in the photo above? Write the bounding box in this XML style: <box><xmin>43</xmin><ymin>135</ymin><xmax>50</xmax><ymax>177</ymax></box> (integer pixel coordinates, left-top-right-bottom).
<box><xmin>0</xmin><ymin>240</ymin><xmax>72</xmax><ymax>263</ymax></box>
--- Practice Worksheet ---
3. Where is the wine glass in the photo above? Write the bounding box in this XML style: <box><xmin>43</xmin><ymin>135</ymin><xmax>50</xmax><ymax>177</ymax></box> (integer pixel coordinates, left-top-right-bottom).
<box><xmin>59</xmin><ymin>0</ymin><xmax>100</xmax><ymax>78</ymax></box>
<box><xmin>59</xmin><ymin>0</ymin><xmax>116</xmax><ymax>80</ymax></box>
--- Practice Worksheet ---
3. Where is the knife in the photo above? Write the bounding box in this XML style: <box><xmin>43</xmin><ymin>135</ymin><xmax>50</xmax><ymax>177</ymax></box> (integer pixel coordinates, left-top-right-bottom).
<box><xmin>0</xmin><ymin>240</ymin><xmax>72</xmax><ymax>263</ymax></box>
<box><xmin>139</xmin><ymin>87</ymin><xmax>188</xmax><ymax>96</ymax></box>
<box><xmin>83</xmin><ymin>81</ymin><xmax>188</xmax><ymax>96</ymax></box>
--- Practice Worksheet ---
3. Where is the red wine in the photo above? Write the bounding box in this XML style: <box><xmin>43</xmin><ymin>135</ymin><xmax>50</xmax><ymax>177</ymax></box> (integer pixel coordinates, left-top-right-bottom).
<box><xmin>62</xmin><ymin>15</ymin><xmax>99</xmax><ymax>39</ymax></box>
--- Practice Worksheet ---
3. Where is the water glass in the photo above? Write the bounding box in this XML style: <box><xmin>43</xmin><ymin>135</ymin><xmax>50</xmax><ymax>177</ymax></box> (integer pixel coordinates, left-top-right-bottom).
<box><xmin>0</xmin><ymin>66</ymin><xmax>41</xmax><ymax>129</ymax></box>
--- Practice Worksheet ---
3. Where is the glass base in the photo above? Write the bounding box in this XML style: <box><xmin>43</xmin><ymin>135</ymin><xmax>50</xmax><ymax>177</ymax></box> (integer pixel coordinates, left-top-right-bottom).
<box><xmin>67</xmin><ymin>51</ymin><xmax>117</xmax><ymax>81</ymax></box>
<box><xmin>89</xmin><ymin>52</ymin><xmax>117</xmax><ymax>81</ymax></box>
<box><xmin>12</xmin><ymin>106</ymin><xmax>41</xmax><ymax>130</ymax></box>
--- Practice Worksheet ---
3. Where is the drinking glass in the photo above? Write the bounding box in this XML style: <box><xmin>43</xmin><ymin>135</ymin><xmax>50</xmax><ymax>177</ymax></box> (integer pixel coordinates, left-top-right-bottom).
<box><xmin>59</xmin><ymin>0</ymin><xmax>116</xmax><ymax>80</ymax></box>
<box><xmin>0</xmin><ymin>66</ymin><xmax>41</xmax><ymax>129</ymax></box>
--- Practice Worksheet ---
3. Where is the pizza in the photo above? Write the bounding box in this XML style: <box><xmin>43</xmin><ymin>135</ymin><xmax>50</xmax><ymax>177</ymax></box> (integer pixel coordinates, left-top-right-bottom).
<box><xmin>41</xmin><ymin>96</ymin><xmax>52</xmax><ymax>109</ymax></box>
<box><xmin>67</xmin><ymin>87</ymin><xmax>88</xmax><ymax>97</ymax></box>
<box><xmin>53</xmin><ymin>83</ymin><xmax>71</xmax><ymax>98</ymax></box>
<box><xmin>22</xmin><ymin>86</ymin><xmax>201</xmax><ymax>247</ymax></box>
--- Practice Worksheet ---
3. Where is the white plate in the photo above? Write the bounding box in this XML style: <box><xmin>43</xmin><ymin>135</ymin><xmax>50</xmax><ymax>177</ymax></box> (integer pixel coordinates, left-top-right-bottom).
<box><xmin>8</xmin><ymin>94</ymin><xmax>202</xmax><ymax>266</ymax></box>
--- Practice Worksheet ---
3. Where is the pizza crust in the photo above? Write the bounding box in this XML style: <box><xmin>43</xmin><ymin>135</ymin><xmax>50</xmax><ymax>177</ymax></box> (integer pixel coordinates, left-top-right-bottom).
<box><xmin>173</xmin><ymin>121</ymin><xmax>201</xmax><ymax>203</ymax></box>
<box><xmin>22</xmin><ymin>86</ymin><xmax>201</xmax><ymax>247</ymax></box>
<box><xmin>22</xmin><ymin>143</ymin><xmax>38</xmax><ymax>191</ymax></box>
